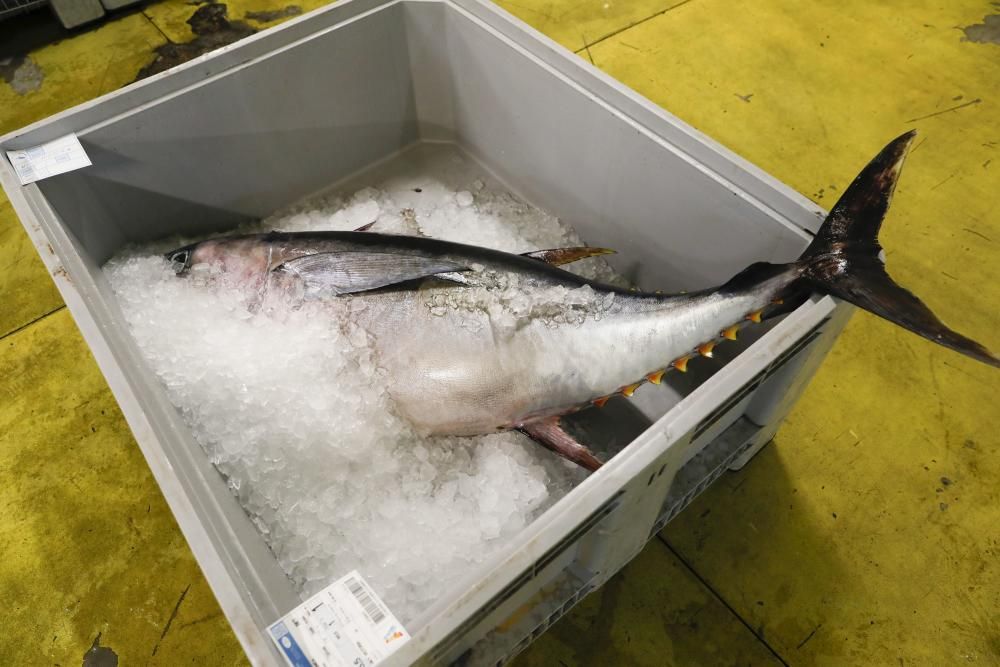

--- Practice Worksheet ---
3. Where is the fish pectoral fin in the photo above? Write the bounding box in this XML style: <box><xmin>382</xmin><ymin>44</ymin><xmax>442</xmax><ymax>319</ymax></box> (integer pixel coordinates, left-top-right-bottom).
<box><xmin>518</xmin><ymin>417</ymin><xmax>604</xmax><ymax>472</ymax></box>
<box><xmin>276</xmin><ymin>251</ymin><xmax>469</xmax><ymax>295</ymax></box>
<box><xmin>522</xmin><ymin>247</ymin><xmax>616</xmax><ymax>266</ymax></box>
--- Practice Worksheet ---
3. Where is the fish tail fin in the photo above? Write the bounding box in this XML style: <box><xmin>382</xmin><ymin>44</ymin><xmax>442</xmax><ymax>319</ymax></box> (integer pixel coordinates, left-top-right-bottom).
<box><xmin>798</xmin><ymin>130</ymin><xmax>1000</xmax><ymax>368</ymax></box>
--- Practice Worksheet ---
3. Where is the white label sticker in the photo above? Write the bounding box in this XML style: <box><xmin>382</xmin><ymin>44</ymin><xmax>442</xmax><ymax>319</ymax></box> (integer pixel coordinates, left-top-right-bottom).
<box><xmin>6</xmin><ymin>133</ymin><xmax>92</xmax><ymax>185</ymax></box>
<box><xmin>268</xmin><ymin>571</ymin><xmax>410</xmax><ymax>667</ymax></box>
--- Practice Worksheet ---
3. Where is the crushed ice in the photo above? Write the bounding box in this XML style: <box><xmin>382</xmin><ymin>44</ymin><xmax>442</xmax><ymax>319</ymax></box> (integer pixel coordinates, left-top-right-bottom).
<box><xmin>104</xmin><ymin>170</ymin><xmax>626</xmax><ymax>624</ymax></box>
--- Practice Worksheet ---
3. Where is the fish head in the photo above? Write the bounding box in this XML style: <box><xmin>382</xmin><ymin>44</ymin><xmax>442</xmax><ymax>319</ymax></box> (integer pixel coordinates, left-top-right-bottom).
<box><xmin>165</xmin><ymin>237</ymin><xmax>274</xmax><ymax>284</ymax></box>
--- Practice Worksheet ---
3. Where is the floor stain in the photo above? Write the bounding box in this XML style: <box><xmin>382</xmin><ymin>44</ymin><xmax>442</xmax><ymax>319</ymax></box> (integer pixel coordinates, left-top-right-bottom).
<box><xmin>795</xmin><ymin>622</ymin><xmax>822</xmax><ymax>649</ymax></box>
<box><xmin>905</xmin><ymin>98</ymin><xmax>982</xmax><ymax>123</ymax></box>
<box><xmin>151</xmin><ymin>584</ymin><xmax>191</xmax><ymax>656</ymax></box>
<box><xmin>135</xmin><ymin>3</ymin><xmax>255</xmax><ymax>80</ymax></box>
<box><xmin>0</xmin><ymin>55</ymin><xmax>44</xmax><ymax>94</ymax></box>
<box><xmin>82</xmin><ymin>633</ymin><xmax>118</xmax><ymax>667</ymax></box>
<box><xmin>245</xmin><ymin>5</ymin><xmax>302</xmax><ymax>22</ymax></box>
<box><xmin>961</xmin><ymin>15</ymin><xmax>1000</xmax><ymax>45</ymax></box>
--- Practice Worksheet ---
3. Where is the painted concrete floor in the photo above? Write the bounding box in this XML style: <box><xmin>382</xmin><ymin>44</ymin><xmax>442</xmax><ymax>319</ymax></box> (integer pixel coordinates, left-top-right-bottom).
<box><xmin>1</xmin><ymin>1</ymin><xmax>998</xmax><ymax>665</ymax></box>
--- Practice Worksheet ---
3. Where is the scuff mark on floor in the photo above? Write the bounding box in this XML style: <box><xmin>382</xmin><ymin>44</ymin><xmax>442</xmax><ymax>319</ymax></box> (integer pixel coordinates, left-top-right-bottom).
<box><xmin>961</xmin><ymin>14</ymin><xmax>1000</xmax><ymax>45</ymax></box>
<box><xmin>962</xmin><ymin>227</ymin><xmax>992</xmax><ymax>242</ymax></box>
<box><xmin>245</xmin><ymin>5</ymin><xmax>302</xmax><ymax>22</ymax></box>
<box><xmin>82</xmin><ymin>632</ymin><xmax>118</xmax><ymax>667</ymax></box>
<box><xmin>0</xmin><ymin>55</ymin><xmax>44</xmax><ymax>95</ymax></box>
<box><xmin>795</xmin><ymin>623</ymin><xmax>822</xmax><ymax>650</ymax></box>
<box><xmin>906</xmin><ymin>98</ymin><xmax>982</xmax><ymax>123</ymax></box>
<box><xmin>135</xmin><ymin>3</ymin><xmax>255</xmax><ymax>81</ymax></box>
<box><xmin>151</xmin><ymin>584</ymin><xmax>191</xmax><ymax>656</ymax></box>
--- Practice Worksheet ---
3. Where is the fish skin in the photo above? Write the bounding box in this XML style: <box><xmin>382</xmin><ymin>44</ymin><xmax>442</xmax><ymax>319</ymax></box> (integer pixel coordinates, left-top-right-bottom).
<box><xmin>173</xmin><ymin>229</ymin><xmax>800</xmax><ymax>435</ymax></box>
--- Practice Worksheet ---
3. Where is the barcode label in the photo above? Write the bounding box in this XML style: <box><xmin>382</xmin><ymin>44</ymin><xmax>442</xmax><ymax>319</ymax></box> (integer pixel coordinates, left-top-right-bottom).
<box><xmin>269</xmin><ymin>570</ymin><xmax>410</xmax><ymax>667</ymax></box>
<box><xmin>345</xmin><ymin>576</ymin><xmax>386</xmax><ymax>625</ymax></box>
<box><xmin>6</xmin><ymin>134</ymin><xmax>91</xmax><ymax>185</ymax></box>
<box><xmin>17</xmin><ymin>163</ymin><xmax>36</xmax><ymax>182</ymax></box>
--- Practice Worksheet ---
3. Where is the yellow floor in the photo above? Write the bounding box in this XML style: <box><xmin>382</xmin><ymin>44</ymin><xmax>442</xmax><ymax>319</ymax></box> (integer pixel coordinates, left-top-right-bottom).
<box><xmin>1</xmin><ymin>1</ymin><xmax>998</xmax><ymax>665</ymax></box>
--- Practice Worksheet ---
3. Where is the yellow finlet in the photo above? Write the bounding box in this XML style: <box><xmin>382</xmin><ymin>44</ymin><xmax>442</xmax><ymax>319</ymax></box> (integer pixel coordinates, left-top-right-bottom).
<box><xmin>697</xmin><ymin>342</ymin><xmax>715</xmax><ymax>358</ymax></box>
<box><xmin>747</xmin><ymin>310</ymin><xmax>763</xmax><ymax>324</ymax></box>
<box><xmin>671</xmin><ymin>356</ymin><xmax>691</xmax><ymax>373</ymax></box>
<box><xmin>773</xmin><ymin>298</ymin><xmax>784</xmax><ymax>305</ymax></box>
<box><xmin>622</xmin><ymin>383</ymin><xmax>641</xmax><ymax>397</ymax></box>
<box><xmin>722</xmin><ymin>325</ymin><xmax>739</xmax><ymax>341</ymax></box>
<box><xmin>592</xmin><ymin>396</ymin><xmax>610</xmax><ymax>408</ymax></box>
<box><xmin>646</xmin><ymin>369</ymin><xmax>665</xmax><ymax>384</ymax></box>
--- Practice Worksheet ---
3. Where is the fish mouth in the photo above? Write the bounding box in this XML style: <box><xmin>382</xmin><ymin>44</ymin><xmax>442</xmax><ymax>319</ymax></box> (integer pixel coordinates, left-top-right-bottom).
<box><xmin>164</xmin><ymin>244</ymin><xmax>196</xmax><ymax>274</ymax></box>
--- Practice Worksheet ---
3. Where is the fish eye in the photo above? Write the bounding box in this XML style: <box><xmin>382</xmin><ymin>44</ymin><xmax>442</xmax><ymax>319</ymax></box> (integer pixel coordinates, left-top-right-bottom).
<box><xmin>168</xmin><ymin>249</ymin><xmax>191</xmax><ymax>273</ymax></box>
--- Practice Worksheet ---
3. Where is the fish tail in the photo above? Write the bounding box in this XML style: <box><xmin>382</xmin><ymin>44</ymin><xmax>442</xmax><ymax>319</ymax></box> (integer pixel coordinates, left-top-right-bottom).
<box><xmin>797</xmin><ymin>130</ymin><xmax>999</xmax><ymax>368</ymax></box>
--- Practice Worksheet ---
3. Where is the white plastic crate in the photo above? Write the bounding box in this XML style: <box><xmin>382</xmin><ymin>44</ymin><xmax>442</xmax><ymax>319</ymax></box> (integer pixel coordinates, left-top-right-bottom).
<box><xmin>0</xmin><ymin>1</ymin><xmax>850</xmax><ymax>664</ymax></box>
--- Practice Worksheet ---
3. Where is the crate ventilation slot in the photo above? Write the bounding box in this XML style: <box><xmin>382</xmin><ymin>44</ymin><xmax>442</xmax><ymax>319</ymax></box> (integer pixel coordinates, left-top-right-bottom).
<box><xmin>434</xmin><ymin>491</ymin><xmax>623</xmax><ymax>664</ymax></box>
<box><xmin>496</xmin><ymin>581</ymin><xmax>597</xmax><ymax>667</ymax></box>
<box><xmin>650</xmin><ymin>317</ymin><xmax>831</xmax><ymax>536</ymax></box>
<box><xmin>649</xmin><ymin>431</ymin><xmax>758</xmax><ymax>537</ymax></box>
<box><xmin>691</xmin><ymin>317</ymin><xmax>829</xmax><ymax>442</ymax></box>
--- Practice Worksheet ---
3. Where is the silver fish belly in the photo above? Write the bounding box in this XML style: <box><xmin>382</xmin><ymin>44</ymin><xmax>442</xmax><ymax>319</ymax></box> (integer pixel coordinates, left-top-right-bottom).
<box><xmin>382</xmin><ymin>297</ymin><xmax>756</xmax><ymax>433</ymax></box>
<box><xmin>293</xmin><ymin>256</ymin><xmax>796</xmax><ymax>435</ymax></box>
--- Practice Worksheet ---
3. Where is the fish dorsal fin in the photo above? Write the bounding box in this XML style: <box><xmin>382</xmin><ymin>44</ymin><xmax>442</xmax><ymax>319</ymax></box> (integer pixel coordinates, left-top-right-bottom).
<box><xmin>522</xmin><ymin>247</ymin><xmax>616</xmax><ymax>266</ymax></box>
<box><xmin>276</xmin><ymin>251</ymin><xmax>468</xmax><ymax>295</ymax></box>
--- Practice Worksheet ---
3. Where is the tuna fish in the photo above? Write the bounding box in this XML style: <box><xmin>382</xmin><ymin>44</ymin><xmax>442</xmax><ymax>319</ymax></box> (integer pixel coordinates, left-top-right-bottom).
<box><xmin>165</xmin><ymin>132</ymin><xmax>998</xmax><ymax>471</ymax></box>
